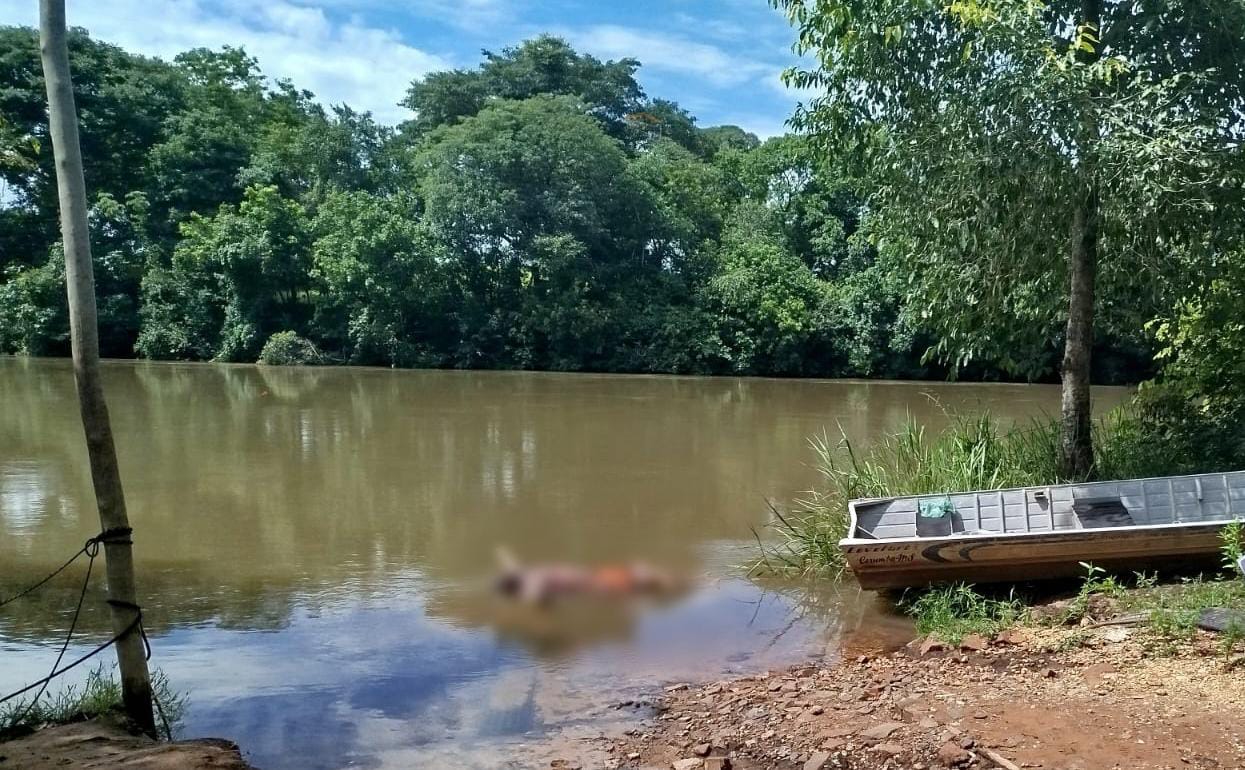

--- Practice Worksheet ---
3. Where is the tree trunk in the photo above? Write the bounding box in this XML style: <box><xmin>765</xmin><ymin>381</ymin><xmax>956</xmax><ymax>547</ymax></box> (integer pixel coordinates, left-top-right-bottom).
<box><xmin>38</xmin><ymin>0</ymin><xmax>156</xmax><ymax>736</ymax></box>
<box><xmin>1060</xmin><ymin>0</ymin><xmax>1103</xmax><ymax>480</ymax></box>
<box><xmin>1060</xmin><ymin>189</ymin><xmax>1097</xmax><ymax>479</ymax></box>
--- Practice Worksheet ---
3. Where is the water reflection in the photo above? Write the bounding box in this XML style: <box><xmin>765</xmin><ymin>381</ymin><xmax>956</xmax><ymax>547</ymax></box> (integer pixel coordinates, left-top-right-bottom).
<box><xmin>0</xmin><ymin>358</ymin><xmax>1128</xmax><ymax>768</ymax></box>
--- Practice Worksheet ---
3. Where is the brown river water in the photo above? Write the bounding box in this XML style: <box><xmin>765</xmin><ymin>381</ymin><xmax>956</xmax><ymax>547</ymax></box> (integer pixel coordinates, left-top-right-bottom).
<box><xmin>0</xmin><ymin>358</ymin><xmax>1127</xmax><ymax>768</ymax></box>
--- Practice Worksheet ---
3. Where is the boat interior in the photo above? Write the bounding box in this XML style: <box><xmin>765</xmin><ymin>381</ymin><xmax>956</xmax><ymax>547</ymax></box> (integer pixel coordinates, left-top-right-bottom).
<box><xmin>850</xmin><ymin>471</ymin><xmax>1245</xmax><ymax>540</ymax></box>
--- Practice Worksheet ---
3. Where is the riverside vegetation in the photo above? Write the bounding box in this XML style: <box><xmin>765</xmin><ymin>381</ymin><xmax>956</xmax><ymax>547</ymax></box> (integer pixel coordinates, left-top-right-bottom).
<box><xmin>0</xmin><ymin>666</ymin><xmax>185</xmax><ymax>740</ymax></box>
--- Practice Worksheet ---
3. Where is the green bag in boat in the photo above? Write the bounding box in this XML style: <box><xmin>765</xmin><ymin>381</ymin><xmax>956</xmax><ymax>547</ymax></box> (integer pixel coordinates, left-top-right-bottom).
<box><xmin>916</xmin><ymin>496</ymin><xmax>955</xmax><ymax>537</ymax></box>
<box><xmin>918</xmin><ymin>496</ymin><xmax>954</xmax><ymax>519</ymax></box>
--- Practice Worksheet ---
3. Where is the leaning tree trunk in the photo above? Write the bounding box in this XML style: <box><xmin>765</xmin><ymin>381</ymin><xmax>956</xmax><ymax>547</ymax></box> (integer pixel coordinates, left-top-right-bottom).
<box><xmin>38</xmin><ymin>0</ymin><xmax>156</xmax><ymax>735</ymax></box>
<box><xmin>1059</xmin><ymin>0</ymin><xmax>1103</xmax><ymax>480</ymax></box>
<box><xmin>1060</xmin><ymin>188</ymin><xmax>1097</xmax><ymax>479</ymax></box>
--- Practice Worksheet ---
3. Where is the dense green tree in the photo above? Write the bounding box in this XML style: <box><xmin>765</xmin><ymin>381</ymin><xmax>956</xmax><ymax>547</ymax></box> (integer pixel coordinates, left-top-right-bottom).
<box><xmin>709</xmin><ymin>202</ymin><xmax>835</xmax><ymax>374</ymax></box>
<box><xmin>310</xmin><ymin>190</ymin><xmax>450</xmax><ymax>365</ymax></box>
<box><xmin>145</xmin><ymin>48</ymin><xmax>268</xmax><ymax>221</ymax></box>
<box><xmin>0</xmin><ymin>247</ymin><xmax>67</xmax><ymax>355</ymax></box>
<box><xmin>412</xmin><ymin>95</ymin><xmax>660</xmax><ymax>365</ymax></box>
<box><xmin>1152</xmin><ymin>248</ymin><xmax>1245</xmax><ymax>416</ymax></box>
<box><xmin>1</xmin><ymin>28</ymin><xmax>1188</xmax><ymax>387</ymax></box>
<box><xmin>0</xmin><ymin>26</ymin><xmax>186</xmax><ymax>262</ymax></box>
<box><xmin>401</xmin><ymin>36</ymin><xmax>644</xmax><ymax>138</ymax></box>
<box><xmin>0</xmin><ymin>191</ymin><xmax>155</xmax><ymax>356</ymax></box>
<box><xmin>774</xmin><ymin>0</ymin><xmax>1245</xmax><ymax>476</ymax></box>
<box><xmin>137</xmin><ymin>185</ymin><xmax>312</xmax><ymax>361</ymax></box>
<box><xmin>244</xmin><ymin>103</ymin><xmax>391</xmax><ymax>198</ymax></box>
<box><xmin>699</xmin><ymin>125</ymin><xmax>761</xmax><ymax>157</ymax></box>
<box><xmin>630</xmin><ymin>138</ymin><xmax>736</xmax><ymax>279</ymax></box>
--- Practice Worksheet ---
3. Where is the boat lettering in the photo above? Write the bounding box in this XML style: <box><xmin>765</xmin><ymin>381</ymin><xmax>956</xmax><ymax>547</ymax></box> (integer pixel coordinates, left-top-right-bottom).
<box><xmin>857</xmin><ymin>552</ymin><xmax>917</xmax><ymax>566</ymax></box>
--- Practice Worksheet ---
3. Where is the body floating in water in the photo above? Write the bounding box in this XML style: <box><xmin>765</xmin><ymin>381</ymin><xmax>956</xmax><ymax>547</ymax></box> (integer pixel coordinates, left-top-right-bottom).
<box><xmin>494</xmin><ymin>547</ymin><xmax>683</xmax><ymax>605</ymax></box>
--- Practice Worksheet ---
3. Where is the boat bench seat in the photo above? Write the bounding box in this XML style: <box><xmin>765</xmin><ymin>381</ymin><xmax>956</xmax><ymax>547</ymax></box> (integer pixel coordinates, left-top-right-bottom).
<box><xmin>1073</xmin><ymin>497</ymin><xmax>1134</xmax><ymax>529</ymax></box>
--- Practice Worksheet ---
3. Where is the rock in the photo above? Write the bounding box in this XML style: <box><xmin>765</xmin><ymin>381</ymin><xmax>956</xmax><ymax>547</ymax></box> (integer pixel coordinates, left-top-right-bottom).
<box><xmin>1029</xmin><ymin>600</ymin><xmax>1071</xmax><ymax>624</ymax></box>
<box><xmin>1085</xmin><ymin>593</ymin><xmax>1114</xmax><ymax>619</ymax></box>
<box><xmin>937</xmin><ymin>742</ymin><xmax>971</xmax><ymax>767</ymax></box>
<box><xmin>859</xmin><ymin>721</ymin><xmax>904</xmax><ymax>740</ymax></box>
<box><xmin>1099</xmin><ymin>626</ymin><xmax>1132</xmax><ymax>643</ymax></box>
<box><xmin>692</xmin><ymin>743</ymin><xmax>711</xmax><ymax>757</ymax></box>
<box><xmin>1198</xmin><ymin>607</ymin><xmax>1245</xmax><ymax>633</ymax></box>
<box><xmin>803</xmin><ymin>751</ymin><xmax>832</xmax><ymax>770</ymax></box>
<box><xmin>666</xmin><ymin>683</ymin><xmax>690</xmax><ymax>692</ymax></box>
<box><xmin>810</xmin><ymin>705</ymin><xmax>824</xmax><ymax>716</ymax></box>
<box><xmin>919</xmin><ymin>637</ymin><xmax>946</xmax><ymax>655</ymax></box>
<box><xmin>993</xmin><ymin>628</ymin><xmax>1024</xmax><ymax>645</ymax></box>
<box><xmin>703</xmin><ymin>759</ymin><xmax>731</xmax><ymax>770</ymax></box>
<box><xmin>959</xmin><ymin>634</ymin><xmax>988</xmax><ymax>652</ymax></box>
<box><xmin>672</xmin><ymin>759</ymin><xmax>702</xmax><ymax>770</ymax></box>
<box><xmin>1081</xmin><ymin>661</ymin><xmax>1116</xmax><ymax>685</ymax></box>
<box><xmin>1041</xmin><ymin>667</ymin><xmax>1058</xmax><ymax>679</ymax></box>
<box><xmin>873</xmin><ymin>742</ymin><xmax>904</xmax><ymax>756</ymax></box>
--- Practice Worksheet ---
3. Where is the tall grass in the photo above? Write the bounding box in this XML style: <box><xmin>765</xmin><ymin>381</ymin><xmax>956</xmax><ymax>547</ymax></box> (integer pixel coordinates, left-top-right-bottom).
<box><xmin>752</xmin><ymin>408</ymin><xmax>1174</xmax><ymax>577</ymax></box>
<box><xmin>0</xmin><ymin>666</ymin><xmax>186</xmax><ymax>740</ymax></box>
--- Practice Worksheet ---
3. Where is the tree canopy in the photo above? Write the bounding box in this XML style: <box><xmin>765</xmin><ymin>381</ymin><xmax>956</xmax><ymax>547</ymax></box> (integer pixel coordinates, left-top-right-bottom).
<box><xmin>773</xmin><ymin>0</ymin><xmax>1245</xmax><ymax>473</ymax></box>
<box><xmin>0</xmin><ymin>27</ymin><xmax>1170</xmax><ymax>385</ymax></box>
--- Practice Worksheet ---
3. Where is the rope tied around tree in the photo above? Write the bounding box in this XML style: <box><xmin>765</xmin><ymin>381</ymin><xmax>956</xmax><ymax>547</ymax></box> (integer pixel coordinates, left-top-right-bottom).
<box><xmin>0</xmin><ymin>526</ymin><xmax>169</xmax><ymax>738</ymax></box>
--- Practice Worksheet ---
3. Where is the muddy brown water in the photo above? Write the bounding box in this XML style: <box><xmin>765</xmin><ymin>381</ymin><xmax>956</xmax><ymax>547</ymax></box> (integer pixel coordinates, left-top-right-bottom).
<box><xmin>0</xmin><ymin>358</ymin><xmax>1128</xmax><ymax>768</ymax></box>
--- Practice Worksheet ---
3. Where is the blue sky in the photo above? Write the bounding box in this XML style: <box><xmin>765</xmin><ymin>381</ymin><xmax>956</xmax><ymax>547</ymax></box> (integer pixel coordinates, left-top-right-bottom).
<box><xmin>0</xmin><ymin>0</ymin><xmax>807</xmax><ymax>137</ymax></box>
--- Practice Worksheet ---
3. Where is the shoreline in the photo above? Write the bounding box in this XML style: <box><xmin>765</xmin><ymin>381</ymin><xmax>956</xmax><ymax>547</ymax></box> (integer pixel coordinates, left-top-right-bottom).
<box><xmin>600</xmin><ymin>590</ymin><xmax>1245</xmax><ymax>770</ymax></box>
<box><xmin>0</xmin><ymin>719</ymin><xmax>255</xmax><ymax>769</ymax></box>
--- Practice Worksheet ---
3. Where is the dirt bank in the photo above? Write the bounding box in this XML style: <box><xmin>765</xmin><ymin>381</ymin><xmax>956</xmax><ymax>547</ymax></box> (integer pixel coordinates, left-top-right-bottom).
<box><xmin>0</xmin><ymin>720</ymin><xmax>255</xmax><ymax>770</ymax></box>
<box><xmin>604</xmin><ymin>618</ymin><xmax>1245</xmax><ymax>769</ymax></box>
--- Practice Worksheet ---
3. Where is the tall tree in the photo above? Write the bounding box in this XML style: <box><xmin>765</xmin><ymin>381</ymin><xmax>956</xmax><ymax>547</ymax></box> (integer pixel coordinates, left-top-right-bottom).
<box><xmin>774</xmin><ymin>0</ymin><xmax>1245</xmax><ymax>477</ymax></box>
<box><xmin>401</xmin><ymin>35</ymin><xmax>645</xmax><ymax>138</ymax></box>
<box><xmin>37</xmin><ymin>0</ymin><xmax>155</xmax><ymax>734</ymax></box>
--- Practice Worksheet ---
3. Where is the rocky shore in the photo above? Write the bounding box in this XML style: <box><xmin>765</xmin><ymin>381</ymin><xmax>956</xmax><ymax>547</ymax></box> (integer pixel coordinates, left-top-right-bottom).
<box><xmin>603</xmin><ymin>607</ymin><xmax>1245</xmax><ymax>770</ymax></box>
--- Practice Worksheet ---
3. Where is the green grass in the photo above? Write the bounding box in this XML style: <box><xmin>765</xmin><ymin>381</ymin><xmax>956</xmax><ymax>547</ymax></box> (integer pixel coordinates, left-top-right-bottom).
<box><xmin>1222</xmin><ymin>519</ymin><xmax>1244</xmax><ymax>573</ymax></box>
<box><xmin>0</xmin><ymin>666</ymin><xmax>186</xmax><ymax>741</ymax></box>
<box><xmin>902</xmin><ymin>583</ymin><xmax>1025</xmax><ymax>643</ymax></box>
<box><xmin>1124</xmin><ymin>578</ymin><xmax>1245</xmax><ymax>649</ymax></box>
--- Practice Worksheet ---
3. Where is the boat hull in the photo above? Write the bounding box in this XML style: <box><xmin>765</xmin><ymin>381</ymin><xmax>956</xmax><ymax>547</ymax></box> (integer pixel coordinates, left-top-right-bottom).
<box><xmin>842</xmin><ymin>522</ymin><xmax>1228</xmax><ymax>590</ymax></box>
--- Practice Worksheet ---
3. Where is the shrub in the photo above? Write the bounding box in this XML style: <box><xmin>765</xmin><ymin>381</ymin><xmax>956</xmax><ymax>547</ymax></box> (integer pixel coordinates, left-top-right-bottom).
<box><xmin>257</xmin><ymin>331</ymin><xmax>322</xmax><ymax>366</ymax></box>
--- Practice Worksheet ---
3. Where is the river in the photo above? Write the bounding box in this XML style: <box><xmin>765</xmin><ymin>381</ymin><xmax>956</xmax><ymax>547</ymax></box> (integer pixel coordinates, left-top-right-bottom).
<box><xmin>0</xmin><ymin>358</ymin><xmax>1127</xmax><ymax>768</ymax></box>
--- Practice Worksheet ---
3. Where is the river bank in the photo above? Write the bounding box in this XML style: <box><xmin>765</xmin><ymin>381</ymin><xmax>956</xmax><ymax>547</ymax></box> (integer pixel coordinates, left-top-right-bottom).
<box><xmin>602</xmin><ymin>588</ymin><xmax>1245</xmax><ymax>770</ymax></box>
<box><xmin>0</xmin><ymin>719</ymin><xmax>254</xmax><ymax>769</ymax></box>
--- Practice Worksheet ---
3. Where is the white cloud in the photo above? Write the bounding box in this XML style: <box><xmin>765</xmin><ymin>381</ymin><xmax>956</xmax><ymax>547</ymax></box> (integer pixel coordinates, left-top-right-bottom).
<box><xmin>0</xmin><ymin>0</ymin><xmax>452</xmax><ymax>125</ymax></box>
<box><xmin>565</xmin><ymin>24</ymin><xmax>771</xmax><ymax>88</ymax></box>
<box><xmin>292</xmin><ymin>0</ymin><xmax>515</xmax><ymax>29</ymax></box>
